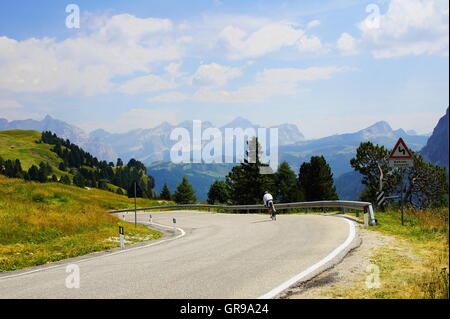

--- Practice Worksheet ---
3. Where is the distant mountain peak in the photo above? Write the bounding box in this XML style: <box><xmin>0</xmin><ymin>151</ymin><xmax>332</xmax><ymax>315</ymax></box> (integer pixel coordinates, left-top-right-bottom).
<box><xmin>222</xmin><ymin>116</ymin><xmax>254</xmax><ymax>128</ymax></box>
<box><xmin>366</xmin><ymin>121</ymin><xmax>392</xmax><ymax>132</ymax></box>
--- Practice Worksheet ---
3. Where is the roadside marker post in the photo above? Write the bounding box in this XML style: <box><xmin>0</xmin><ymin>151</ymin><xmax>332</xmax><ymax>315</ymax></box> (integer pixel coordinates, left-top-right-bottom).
<box><xmin>388</xmin><ymin>138</ymin><xmax>413</xmax><ymax>226</ymax></box>
<box><xmin>119</xmin><ymin>226</ymin><xmax>125</xmax><ymax>249</ymax></box>
<box><xmin>376</xmin><ymin>191</ymin><xmax>385</xmax><ymax>206</ymax></box>
<box><xmin>134</xmin><ymin>181</ymin><xmax>137</xmax><ymax>228</ymax></box>
<box><xmin>363</xmin><ymin>206</ymin><xmax>369</xmax><ymax>228</ymax></box>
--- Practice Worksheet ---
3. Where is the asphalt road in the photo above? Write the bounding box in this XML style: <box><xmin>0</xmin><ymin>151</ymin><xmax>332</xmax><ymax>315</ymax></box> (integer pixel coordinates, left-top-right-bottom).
<box><xmin>0</xmin><ymin>211</ymin><xmax>356</xmax><ymax>299</ymax></box>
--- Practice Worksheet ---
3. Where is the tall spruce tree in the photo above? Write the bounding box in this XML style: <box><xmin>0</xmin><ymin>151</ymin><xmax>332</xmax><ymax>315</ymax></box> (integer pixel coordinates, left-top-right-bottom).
<box><xmin>173</xmin><ymin>176</ymin><xmax>197</xmax><ymax>204</ymax></box>
<box><xmin>275</xmin><ymin>161</ymin><xmax>304</xmax><ymax>203</ymax></box>
<box><xmin>160</xmin><ymin>183</ymin><xmax>172</xmax><ymax>200</ymax></box>
<box><xmin>298</xmin><ymin>156</ymin><xmax>338</xmax><ymax>201</ymax></box>
<box><xmin>207</xmin><ymin>180</ymin><xmax>230</xmax><ymax>204</ymax></box>
<box><xmin>226</xmin><ymin>137</ymin><xmax>275</xmax><ymax>204</ymax></box>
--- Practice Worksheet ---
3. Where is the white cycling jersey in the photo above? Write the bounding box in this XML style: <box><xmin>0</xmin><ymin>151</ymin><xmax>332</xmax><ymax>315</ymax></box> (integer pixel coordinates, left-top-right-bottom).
<box><xmin>263</xmin><ymin>193</ymin><xmax>273</xmax><ymax>206</ymax></box>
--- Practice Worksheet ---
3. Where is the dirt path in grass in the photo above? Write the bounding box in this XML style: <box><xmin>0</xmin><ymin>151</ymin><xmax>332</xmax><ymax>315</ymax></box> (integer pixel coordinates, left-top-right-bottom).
<box><xmin>279</xmin><ymin>222</ymin><xmax>400</xmax><ymax>299</ymax></box>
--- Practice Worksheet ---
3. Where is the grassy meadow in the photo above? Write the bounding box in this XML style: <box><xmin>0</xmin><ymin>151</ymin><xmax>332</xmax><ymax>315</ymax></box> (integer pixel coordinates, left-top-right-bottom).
<box><xmin>0</xmin><ymin>175</ymin><xmax>172</xmax><ymax>272</ymax></box>
<box><xmin>0</xmin><ymin>130</ymin><xmax>63</xmax><ymax>171</ymax></box>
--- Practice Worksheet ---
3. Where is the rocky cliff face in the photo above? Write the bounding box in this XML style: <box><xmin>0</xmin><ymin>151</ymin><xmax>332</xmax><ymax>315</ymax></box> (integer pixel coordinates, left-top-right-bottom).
<box><xmin>421</xmin><ymin>108</ymin><xmax>449</xmax><ymax>169</ymax></box>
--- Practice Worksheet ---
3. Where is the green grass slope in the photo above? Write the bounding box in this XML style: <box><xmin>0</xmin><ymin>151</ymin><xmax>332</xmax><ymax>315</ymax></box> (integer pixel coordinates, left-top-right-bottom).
<box><xmin>0</xmin><ymin>130</ymin><xmax>63</xmax><ymax>171</ymax></box>
<box><xmin>0</xmin><ymin>175</ymin><xmax>172</xmax><ymax>271</ymax></box>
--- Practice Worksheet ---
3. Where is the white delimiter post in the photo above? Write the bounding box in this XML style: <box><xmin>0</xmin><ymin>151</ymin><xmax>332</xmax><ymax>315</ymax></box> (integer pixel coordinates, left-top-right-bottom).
<box><xmin>119</xmin><ymin>226</ymin><xmax>125</xmax><ymax>249</ymax></box>
<box><xmin>364</xmin><ymin>212</ymin><xmax>369</xmax><ymax>228</ymax></box>
<box><xmin>368</xmin><ymin>204</ymin><xmax>376</xmax><ymax>226</ymax></box>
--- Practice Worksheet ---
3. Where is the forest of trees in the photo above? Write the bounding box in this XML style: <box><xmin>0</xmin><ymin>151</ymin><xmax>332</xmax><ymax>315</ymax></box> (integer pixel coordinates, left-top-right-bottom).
<box><xmin>0</xmin><ymin>131</ymin><xmax>157</xmax><ymax>198</ymax></box>
<box><xmin>208</xmin><ymin>137</ymin><xmax>338</xmax><ymax>205</ymax></box>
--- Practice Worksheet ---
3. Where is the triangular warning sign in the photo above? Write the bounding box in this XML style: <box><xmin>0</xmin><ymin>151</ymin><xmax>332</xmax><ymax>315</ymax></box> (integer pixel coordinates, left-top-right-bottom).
<box><xmin>389</xmin><ymin>138</ymin><xmax>413</xmax><ymax>159</ymax></box>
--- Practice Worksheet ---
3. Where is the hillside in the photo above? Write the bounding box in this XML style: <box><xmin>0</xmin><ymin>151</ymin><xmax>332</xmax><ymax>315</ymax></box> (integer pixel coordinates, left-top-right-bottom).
<box><xmin>421</xmin><ymin>108</ymin><xmax>449</xmax><ymax>169</ymax></box>
<box><xmin>0</xmin><ymin>130</ymin><xmax>64</xmax><ymax>171</ymax></box>
<box><xmin>0</xmin><ymin>130</ymin><xmax>157</xmax><ymax>197</ymax></box>
<box><xmin>334</xmin><ymin>171</ymin><xmax>365</xmax><ymax>200</ymax></box>
<box><xmin>0</xmin><ymin>175</ymin><xmax>171</xmax><ymax>271</ymax></box>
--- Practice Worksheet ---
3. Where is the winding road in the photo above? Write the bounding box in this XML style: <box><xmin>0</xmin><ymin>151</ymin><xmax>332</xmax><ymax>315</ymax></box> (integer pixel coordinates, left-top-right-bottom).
<box><xmin>0</xmin><ymin>211</ymin><xmax>357</xmax><ymax>299</ymax></box>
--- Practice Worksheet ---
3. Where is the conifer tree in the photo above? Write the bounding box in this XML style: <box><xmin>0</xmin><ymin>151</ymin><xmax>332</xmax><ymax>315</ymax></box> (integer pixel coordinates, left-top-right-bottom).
<box><xmin>226</xmin><ymin>137</ymin><xmax>275</xmax><ymax>204</ymax></box>
<box><xmin>173</xmin><ymin>176</ymin><xmax>197</xmax><ymax>204</ymax></box>
<box><xmin>160</xmin><ymin>183</ymin><xmax>172</xmax><ymax>200</ymax></box>
<box><xmin>298</xmin><ymin>156</ymin><xmax>338</xmax><ymax>201</ymax></box>
<box><xmin>275</xmin><ymin>161</ymin><xmax>303</xmax><ymax>203</ymax></box>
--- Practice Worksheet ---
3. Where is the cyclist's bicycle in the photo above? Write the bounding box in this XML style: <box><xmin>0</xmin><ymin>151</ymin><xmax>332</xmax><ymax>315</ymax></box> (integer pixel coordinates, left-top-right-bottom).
<box><xmin>267</xmin><ymin>201</ymin><xmax>276</xmax><ymax>221</ymax></box>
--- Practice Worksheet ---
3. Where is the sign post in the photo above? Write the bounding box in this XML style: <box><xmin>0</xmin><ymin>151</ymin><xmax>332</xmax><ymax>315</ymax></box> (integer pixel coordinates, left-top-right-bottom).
<box><xmin>388</xmin><ymin>138</ymin><xmax>413</xmax><ymax>226</ymax></box>
<box><xmin>119</xmin><ymin>226</ymin><xmax>125</xmax><ymax>249</ymax></box>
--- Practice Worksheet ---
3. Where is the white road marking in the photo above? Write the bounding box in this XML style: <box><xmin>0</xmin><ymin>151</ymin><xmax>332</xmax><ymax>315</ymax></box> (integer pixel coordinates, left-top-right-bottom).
<box><xmin>258</xmin><ymin>218</ymin><xmax>356</xmax><ymax>299</ymax></box>
<box><xmin>0</xmin><ymin>220</ymin><xmax>186</xmax><ymax>280</ymax></box>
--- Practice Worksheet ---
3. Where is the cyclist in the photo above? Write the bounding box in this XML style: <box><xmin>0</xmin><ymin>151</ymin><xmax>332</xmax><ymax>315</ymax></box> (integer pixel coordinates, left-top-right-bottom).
<box><xmin>263</xmin><ymin>191</ymin><xmax>276</xmax><ymax>220</ymax></box>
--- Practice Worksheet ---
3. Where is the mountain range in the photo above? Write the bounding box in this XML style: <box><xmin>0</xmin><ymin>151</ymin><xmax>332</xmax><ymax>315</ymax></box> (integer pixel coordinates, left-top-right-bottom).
<box><xmin>0</xmin><ymin>112</ymin><xmax>441</xmax><ymax>201</ymax></box>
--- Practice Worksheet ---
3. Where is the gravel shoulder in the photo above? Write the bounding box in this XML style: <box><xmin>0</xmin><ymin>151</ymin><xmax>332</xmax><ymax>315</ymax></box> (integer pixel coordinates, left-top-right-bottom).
<box><xmin>280</xmin><ymin>219</ymin><xmax>397</xmax><ymax>299</ymax></box>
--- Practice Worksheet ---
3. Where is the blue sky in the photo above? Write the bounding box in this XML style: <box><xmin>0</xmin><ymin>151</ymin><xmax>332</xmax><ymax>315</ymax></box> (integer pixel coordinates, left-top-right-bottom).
<box><xmin>0</xmin><ymin>0</ymin><xmax>448</xmax><ymax>138</ymax></box>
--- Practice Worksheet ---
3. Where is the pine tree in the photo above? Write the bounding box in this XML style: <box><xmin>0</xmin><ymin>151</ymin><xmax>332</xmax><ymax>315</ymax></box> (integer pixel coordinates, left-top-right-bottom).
<box><xmin>73</xmin><ymin>173</ymin><xmax>86</xmax><ymax>188</ymax></box>
<box><xmin>298</xmin><ymin>156</ymin><xmax>338</xmax><ymax>201</ymax></box>
<box><xmin>173</xmin><ymin>176</ymin><xmax>197</xmax><ymax>204</ymax></box>
<box><xmin>59</xmin><ymin>162</ymin><xmax>67</xmax><ymax>171</ymax></box>
<box><xmin>28</xmin><ymin>165</ymin><xmax>39</xmax><ymax>181</ymax></box>
<box><xmin>60</xmin><ymin>175</ymin><xmax>71</xmax><ymax>185</ymax></box>
<box><xmin>37</xmin><ymin>162</ymin><xmax>51</xmax><ymax>183</ymax></box>
<box><xmin>160</xmin><ymin>183</ymin><xmax>172</xmax><ymax>200</ymax></box>
<box><xmin>275</xmin><ymin>161</ymin><xmax>303</xmax><ymax>203</ymax></box>
<box><xmin>207</xmin><ymin>180</ymin><xmax>230</xmax><ymax>204</ymax></box>
<box><xmin>226</xmin><ymin>137</ymin><xmax>275</xmax><ymax>204</ymax></box>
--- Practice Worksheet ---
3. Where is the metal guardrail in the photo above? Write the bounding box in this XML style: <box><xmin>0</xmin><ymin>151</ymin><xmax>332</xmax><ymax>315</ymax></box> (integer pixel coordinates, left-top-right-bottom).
<box><xmin>108</xmin><ymin>200</ymin><xmax>377</xmax><ymax>226</ymax></box>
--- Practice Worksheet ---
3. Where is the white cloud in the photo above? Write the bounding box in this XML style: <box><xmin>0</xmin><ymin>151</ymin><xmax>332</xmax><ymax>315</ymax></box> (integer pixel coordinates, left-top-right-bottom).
<box><xmin>358</xmin><ymin>0</ymin><xmax>449</xmax><ymax>58</ymax></box>
<box><xmin>219</xmin><ymin>22</ymin><xmax>305</xmax><ymax>59</ymax></box>
<box><xmin>0</xmin><ymin>99</ymin><xmax>23</xmax><ymax>109</ymax></box>
<box><xmin>149</xmin><ymin>91</ymin><xmax>188</xmax><ymax>102</ymax></box>
<box><xmin>194</xmin><ymin>66</ymin><xmax>348</xmax><ymax>102</ymax></box>
<box><xmin>307</xmin><ymin>20</ymin><xmax>321</xmax><ymax>29</ymax></box>
<box><xmin>298</xmin><ymin>35</ymin><xmax>324</xmax><ymax>52</ymax></box>
<box><xmin>95</xmin><ymin>14</ymin><xmax>173</xmax><ymax>43</ymax></box>
<box><xmin>191</xmin><ymin>63</ymin><xmax>242</xmax><ymax>87</ymax></box>
<box><xmin>337</xmin><ymin>32</ymin><xmax>359</xmax><ymax>55</ymax></box>
<box><xmin>0</xmin><ymin>14</ymin><xmax>184</xmax><ymax>96</ymax></box>
<box><xmin>165</xmin><ymin>62</ymin><xmax>183</xmax><ymax>77</ymax></box>
<box><xmin>119</xmin><ymin>74</ymin><xmax>177</xmax><ymax>94</ymax></box>
<box><xmin>81</xmin><ymin>108</ymin><xmax>179</xmax><ymax>133</ymax></box>
<box><xmin>0</xmin><ymin>108</ymin><xmax>42</xmax><ymax>121</ymax></box>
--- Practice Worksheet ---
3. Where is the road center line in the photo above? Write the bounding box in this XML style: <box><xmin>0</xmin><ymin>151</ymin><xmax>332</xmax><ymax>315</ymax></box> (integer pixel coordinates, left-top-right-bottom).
<box><xmin>258</xmin><ymin>218</ymin><xmax>356</xmax><ymax>299</ymax></box>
